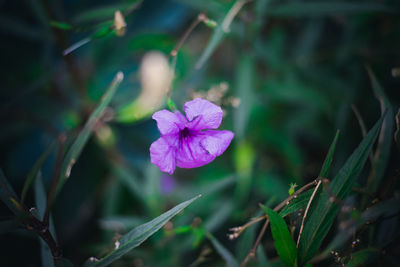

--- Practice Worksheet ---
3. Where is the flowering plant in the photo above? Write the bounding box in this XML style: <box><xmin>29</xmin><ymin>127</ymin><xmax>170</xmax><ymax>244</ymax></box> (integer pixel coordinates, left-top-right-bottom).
<box><xmin>150</xmin><ymin>98</ymin><xmax>234</xmax><ymax>174</ymax></box>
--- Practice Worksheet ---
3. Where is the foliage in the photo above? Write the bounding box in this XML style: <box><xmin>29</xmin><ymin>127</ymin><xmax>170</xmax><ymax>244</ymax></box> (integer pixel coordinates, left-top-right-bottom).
<box><xmin>0</xmin><ymin>0</ymin><xmax>399</xmax><ymax>266</ymax></box>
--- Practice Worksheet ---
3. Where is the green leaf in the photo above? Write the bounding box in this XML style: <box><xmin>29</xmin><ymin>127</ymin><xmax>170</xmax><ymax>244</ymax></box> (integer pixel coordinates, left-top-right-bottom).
<box><xmin>50</xmin><ymin>21</ymin><xmax>73</xmax><ymax>30</ymax></box>
<box><xmin>279</xmin><ymin>190</ymin><xmax>313</xmax><ymax>218</ymax></box>
<box><xmin>234</xmin><ymin>55</ymin><xmax>255</xmax><ymax>140</ymax></box>
<box><xmin>195</xmin><ymin>0</ymin><xmax>248</xmax><ymax>69</ymax></box>
<box><xmin>0</xmin><ymin>169</ymin><xmax>23</xmax><ymax>215</ymax></box>
<box><xmin>207</xmin><ymin>233</ymin><xmax>240</xmax><ymax>267</ymax></box>
<box><xmin>266</xmin><ymin>2</ymin><xmax>391</xmax><ymax>17</ymax></box>
<box><xmin>298</xmin><ymin>114</ymin><xmax>385</xmax><ymax>264</ymax></box>
<box><xmin>92</xmin><ymin>23</ymin><xmax>115</xmax><ymax>39</ymax></box>
<box><xmin>366</xmin><ymin>67</ymin><xmax>394</xmax><ymax>193</ymax></box>
<box><xmin>84</xmin><ymin>195</ymin><xmax>201</xmax><ymax>267</ymax></box>
<box><xmin>262</xmin><ymin>206</ymin><xmax>297</xmax><ymax>267</ymax></box>
<box><xmin>72</xmin><ymin>1</ymin><xmax>141</xmax><ymax>24</ymax></box>
<box><xmin>319</xmin><ymin>130</ymin><xmax>340</xmax><ymax>178</ymax></box>
<box><xmin>21</xmin><ymin>141</ymin><xmax>56</xmax><ymax>203</ymax></box>
<box><xmin>34</xmin><ymin>173</ymin><xmax>56</xmax><ymax>267</ymax></box>
<box><xmin>57</xmin><ymin>72</ymin><xmax>124</xmax><ymax>195</ymax></box>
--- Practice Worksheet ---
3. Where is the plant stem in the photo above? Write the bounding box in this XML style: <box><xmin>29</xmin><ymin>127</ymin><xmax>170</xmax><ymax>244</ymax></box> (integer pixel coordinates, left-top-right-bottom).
<box><xmin>297</xmin><ymin>180</ymin><xmax>322</xmax><ymax>246</ymax></box>
<box><xmin>240</xmin><ymin>178</ymin><xmax>320</xmax><ymax>266</ymax></box>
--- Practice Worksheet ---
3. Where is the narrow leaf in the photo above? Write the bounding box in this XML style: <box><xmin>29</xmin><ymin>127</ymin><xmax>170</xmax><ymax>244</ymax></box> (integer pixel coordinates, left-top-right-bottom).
<box><xmin>21</xmin><ymin>141</ymin><xmax>56</xmax><ymax>203</ymax></box>
<box><xmin>319</xmin><ymin>130</ymin><xmax>340</xmax><ymax>178</ymax></box>
<box><xmin>84</xmin><ymin>195</ymin><xmax>201</xmax><ymax>267</ymax></box>
<box><xmin>262</xmin><ymin>206</ymin><xmax>297</xmax><ymax>267</ymax></box>
<box><xmin>72</xmin><ymin>1</ymin><xmax>141</xmax><ymax>24</ymax></box>
<box><xmin>195</xmin><ymin>0</ymin><xmax>248</xmax><ymax>69</ymax></box>
<box><xmin>57</xmin><ymin>72</ymin><xmax>124</xmax><ymax>195</ymax></box>
<box><xmin>35</xmin><ymin>173</ymin><xmax>57</xmax><ymax>267</ymax></box>
<box><xmin>298</xmin><ymin>114</ymin><xmax>385</xmax><ymax>264</ymax></box>
<box><xmin>0</xmin><ymin>169</ymin><xmax>22</xmax><ymax>215</ymax></box>
<box><xmin>207</xmin><ymin>233</ymin><xmax>240</xmax><ymax>267</ymax></box>
<box><xmin>50</xmin><ymin>21</ymin><xmax>73</xmax><ymax>30</ymax></box>
<box><xmin>366</xmin><ymin>66</ymin><xmax>393</xmax><ymax>193</ymax></box>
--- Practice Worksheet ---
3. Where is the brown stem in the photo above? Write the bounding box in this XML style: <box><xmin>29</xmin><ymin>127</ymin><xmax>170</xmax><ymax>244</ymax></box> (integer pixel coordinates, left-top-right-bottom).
<box><xmin>167</xmin><ymin>13</ymin><xmax>209</xmax><ymax>97</ymax></box>
<box><xmin>297</xmin><ymin>180</ymin><xmax>322</xmax><ymax>246</ymax></box>
<box><xmin>24</xmin><ymin>214</ymin><xmax>62</xmax><ymax>261</ymax></box>
<box><xmin>170</xmin><ymin>13</ymin><xmax>207</xmax><ymax>58</ymax></box>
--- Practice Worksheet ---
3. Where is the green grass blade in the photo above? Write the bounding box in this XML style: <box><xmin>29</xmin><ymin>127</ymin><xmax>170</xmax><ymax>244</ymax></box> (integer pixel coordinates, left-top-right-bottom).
<box><xmin>21</xmin><ymin>141</ymin><xmax>56</xmax><ymax>203</ymax></box>
<box><xmin>0</xmin><ymin>169</ymin><xmax>22</xmax><ymax>215</ymax></box>
<box><xmin>57</xmin><ymin>72</ymin><xmax>124</xmax><ymax>195</ymax></box>
<box><xmin>84</xmin><ymin>195</ymin><xmax>201</xmax><ymax>267</ymax></box>
<box><xmin>207</xmin><ymin>232</ymin><xmax>240</xmax><ymax>267</ymax></box>
<box><xmin>234</xmin><ymin>55</ymin><xmax>255</xmax><ymax>140</ymax></box>
<box><xmin>262</xmin><ymin>206</ymin><xmax>297</xmax><ymax>267</ymax></box>
<box><xmin>366</xmin><ymin>66</ymin><xmax>393</xmax><ymax>193</ymax></box>
<box><xmin>319</xmin><ymin>130</ymin><xmax>340</xmax><ymax>178</ymax></box>
<box><xmin>298</xmin><ymin>114</ymin><xmax>385</xmax><ymax>264</ymax></box>
<box><xmin>34</xmin><ymin>173</ymin><xmax>56</xmax><ymax>267</ymax></box>
<box><xmin>72</xmin><ymin>1</ymin><xmax>141</xmax><ymax>24</ymax></box>
<box><xmin>195</xmin><ymin>0</ymin><xmax>248</xmax><ymax>69</ymax></box>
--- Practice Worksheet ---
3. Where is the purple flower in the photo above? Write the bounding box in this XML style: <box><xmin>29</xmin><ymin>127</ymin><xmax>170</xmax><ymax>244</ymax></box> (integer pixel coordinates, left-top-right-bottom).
<box><xmin>150</xmin><ymin>98</ymin><xmax>234</xmax><ymax>174</ymax></box>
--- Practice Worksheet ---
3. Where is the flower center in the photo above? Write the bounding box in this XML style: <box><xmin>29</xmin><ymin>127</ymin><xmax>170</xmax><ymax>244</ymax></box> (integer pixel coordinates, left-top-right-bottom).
<box><xmin>180</xmin><ymin>127</ymin><xmax>191</xmax><ymax>140</ymax></box>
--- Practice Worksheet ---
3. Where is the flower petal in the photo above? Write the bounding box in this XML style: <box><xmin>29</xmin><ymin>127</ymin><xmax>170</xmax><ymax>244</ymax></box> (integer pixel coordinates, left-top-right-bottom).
<box><xmin>176</xmin><ymin>134</ymin><xmax>216</xmax><ymax>168</ymax></box>
<box><xmin>200</xmin><ymin>130</ymin><xmax>234</xmax><ymax>156</ymax></box>
<box><xmin>150</xmin><ymin>136</ymin><xmax>178</xmax><ymax>174</ymax></box>
<box><xmin>152</xmin><ymin>110</ymin><xmax>186</xmax><ymax>135</ymax></box>
<box><xmin>184</xmin><ymin>98</ymin><xmax>223</xmax><ymax>130</ymax></box>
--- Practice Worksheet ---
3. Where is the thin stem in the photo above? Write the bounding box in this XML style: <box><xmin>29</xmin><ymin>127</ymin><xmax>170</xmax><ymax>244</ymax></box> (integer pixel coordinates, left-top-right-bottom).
<box><xmin>297</xmin><ymin>180</ymin><xmax>322</xmax><ymax>246</ymax></box>
<box><xmin>167</xmin><ymin>13</ymin><xmax>209</xmax><ymax>97</ymax></box>
<box><xmin>170</xmin><ymin>13</ymin><xmax>206</xmax><ymax>58</ymax></box>
<box><xmin>222</xmin><ymin>0</ymin><xmax>251</xmax><ymax>32</ymax></box>
<box><xmin>24</xmin><ymin>213</ymin><xmax>62</xmax><ymax>261</ymax></box>
<box><xmin>240</xmin><ymin>178</ymin><xmax>320</xmax><ymax>266</ymax></box>
<box><xmin>241</xmin><ymin>219</ymin><xmax>269</xmax><ymax>267</ymax></box>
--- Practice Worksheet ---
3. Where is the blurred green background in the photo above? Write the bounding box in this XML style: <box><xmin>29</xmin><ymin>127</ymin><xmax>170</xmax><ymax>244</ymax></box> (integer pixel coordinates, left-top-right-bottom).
<box><xmin>0</xmin><ymin>0</ymin><xmax>399</xmax><ymax>266</ymax></box>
